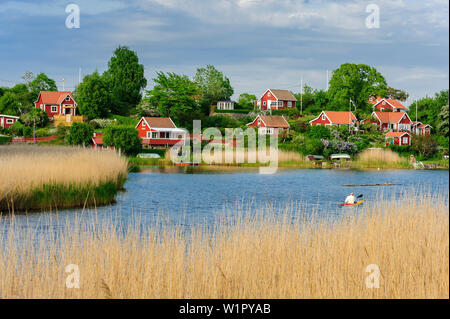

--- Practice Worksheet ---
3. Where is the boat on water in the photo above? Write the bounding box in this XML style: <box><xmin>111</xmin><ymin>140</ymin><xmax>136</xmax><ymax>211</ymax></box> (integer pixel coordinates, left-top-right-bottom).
<box><xmin>340</xmin><ymin>200</ymin><xmax>364</xmax><ymax>207</ymax></box>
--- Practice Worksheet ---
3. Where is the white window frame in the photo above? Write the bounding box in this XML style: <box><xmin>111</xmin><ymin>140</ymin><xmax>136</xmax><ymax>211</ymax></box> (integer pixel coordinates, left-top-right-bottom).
<box><xmin>6</xmin><ymin>119</ymin><xmax>14</xmax><ymax>124</ymax></box>
<box><xmin>151</xmin><ymin>132</ymin><xmax>158</xmax><ymax>139</ymax></box>
<box><xmin>263</xmin><ymin>101</ymin><xmax>266</xmax><ymax>106</ymax></box>
<box><xmin>322</xmin><ymin>114</ymin><xmax>326</xmax><ymax>121</ymax></box>
<box><xmin>65</xmin><ymin>96</ymin><xmax>70</xmax><ymax>101</ymax></box>
<box><xmin>142</xmin><ymin>121</ymin><xmax>146</xmax><ymax>127</ymax></box>
<box><xmin>402</xmin><ymin>136</ymin><xmax>408</xmax><ymax>144</ymax></box>
<box><xmin>51</xmin><ymin>105</ymin><xmax>58</xmax><ymax>113</ymax></box>
<box><xmin>266</xmin><ymin>128</ymin><xmax>274</xmax><ymax>135</ymax></box>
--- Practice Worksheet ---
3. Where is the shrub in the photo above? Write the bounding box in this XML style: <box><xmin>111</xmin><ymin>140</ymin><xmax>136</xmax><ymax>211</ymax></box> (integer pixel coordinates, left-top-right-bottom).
<box><xmin>103</xmin><ymin>126</ymin><xmax>141</xmax><ymax>156</ymax></box>
<box><xmin>306</xmin><ymin>125</ymin><xmax>331</xmax><ymax>140</ymax></box>
<box><xmin>19</xmin><ymin>108</ymin><xmax>49</xmax><ymax>127</ymax></box>
<box><xmin>67</xmin><ymin>122</ymin><xmax>94</xmax><ymax>146</ymax></box>
<box><xmin>411</xmin><ymin>135</ymin><xmax>439</xmax><ymax>160</ymax></box>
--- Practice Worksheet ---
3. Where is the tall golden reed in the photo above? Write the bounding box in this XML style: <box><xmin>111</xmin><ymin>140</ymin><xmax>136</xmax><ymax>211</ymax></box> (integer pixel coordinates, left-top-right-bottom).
<box><xmin>0</xmin><ymin>192</ymin><xmax>447</xmax><ymax>298</ymax></box>
<box><xmin>0</xmin><ymin>145</ymin><xmax>128</xmax><ymax>202</ymax></box>
<box><xmin>356</xmin><ymin>148</ymin><xmax>408</xmax><ymax>167</ymax></box>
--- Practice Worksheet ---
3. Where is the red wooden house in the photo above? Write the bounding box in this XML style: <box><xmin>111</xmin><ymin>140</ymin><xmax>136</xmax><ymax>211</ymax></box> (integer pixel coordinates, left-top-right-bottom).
<box><xmin>254</xmin><ymin>89</ymin><xmax>297</xmax><ymax>110</ymax></box>
<box><xmin>35</xmin><ymin>91</ymin><xmax>77</xmax><ymax>119</ymax></box>
<box><xmin>309</xmin><ymin>111</ymin><xmax>358</xmax><ymax>128</ymax></box>
<box><xmin>247</xmin><ymin>115</ymin><xmax>290</xmax><ymax>135</ymax></box>
<box><xmin>91</xmin><ymin>132</ymin><xmax>114</xmax><ymax>150</ymax></box>
<box><xmin>0</xmin><ymin>114</ymin><xmax>19</xmax><ymax>129</ymax></box>
<box><xmin>370</xmin><ymin>111</ymin><xmax>412</xmax><ymax>132</ymax></box>
<box><xmin>385</xmin><ymin>131</ymin><xmax>411</xmax><ymax>146</ymax></box>
<box><xmin>411</xmin><ymin>122</ymin><xmax>432</xmax><ymax>135</ymax></box>
<box><xmin>368</xmin><ymin>96</ymin><xmax>407</xmax><ymax>112</ymax></box>
<box><xmin>136</xmin><ymin>117</ymin><xmax>186</xmax><ymax>148</ymax></box>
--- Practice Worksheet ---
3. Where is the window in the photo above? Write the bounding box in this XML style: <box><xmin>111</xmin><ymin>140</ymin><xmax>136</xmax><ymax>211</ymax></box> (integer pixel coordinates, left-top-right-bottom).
<box><xmin>322</xmin><ymin>114</ymin><xmax>326</xmax><ymax>121</ymax></box>
<box><xmin>40</xmin><ymin>104</ymin><xmax>43</xmax><ymax>109</ymax></box>
<box><xmin>6</xmin><ymin>119</ymin><xmax>14</xmax><ymax>124</ymax></box>
<box><xmin>151</xmin><ymin>132</ymin><xmax>158</xmax><ymax>139</ymax></box>
<box><xmin>402</xmin><ymin>137</ymin><xmax>408</xmax><ymax>144</ymax></box>
<box><xmin>51</xmin><ymin>105</ymin><xmax>58</xmax><ymax>113</ymax></box>
<box><xmin>288</xmin><ymin>101</ymin><xmax>292</xmax><ymax>107</ymax></box>
<box><xmin>142</xmin><ymin>121</ymin><xmax>146</xmax><ymax>127</ymax></box>
<box><xmin>266</xmin><ymin>128</ymin><xmax>274</xmax><ymax>134</ymax></box>
<box><xmin>65</xmin><ymin>96</ymin><xmax>70</xmax><ymax>101</ymax></box>
<box><xmin>263</xmin><ymin>101</ymin><xmax>266</xmax><ymax>106</ymax></box>
<box><xmin>268</xmin><ymin>92</ymin><xmax>271</xmax><ymax>97</ymax></box>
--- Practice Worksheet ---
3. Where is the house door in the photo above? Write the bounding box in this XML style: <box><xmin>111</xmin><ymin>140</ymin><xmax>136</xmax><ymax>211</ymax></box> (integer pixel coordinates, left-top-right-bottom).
<box><xmin>65</xmin><ymin>108</ymin><xmax>72</xmax><ymax>115</ymax></box>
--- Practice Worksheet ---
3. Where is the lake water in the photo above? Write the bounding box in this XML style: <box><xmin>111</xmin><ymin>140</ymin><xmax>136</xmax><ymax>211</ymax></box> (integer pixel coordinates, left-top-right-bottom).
<box><xmin>1</xmin><ymin>167</ymin><xmax>448</xmax><ymax>238</ymax></box>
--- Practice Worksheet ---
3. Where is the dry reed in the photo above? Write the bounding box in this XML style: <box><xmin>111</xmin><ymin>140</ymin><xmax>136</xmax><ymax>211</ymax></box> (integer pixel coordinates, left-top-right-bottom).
<box><xmin>355</xmin><ymin>148</ymin><xmax>408</xmax><ymax>168</ymax></box>
<box><xmin>0</xmin><ymin>192</ymin><xmax>447</xmax><ymax>298</ymax></box>
<box><xmin>0</xmin><ymin>145</ymin><xmax>128</xmax><ymax>210</ymax></box>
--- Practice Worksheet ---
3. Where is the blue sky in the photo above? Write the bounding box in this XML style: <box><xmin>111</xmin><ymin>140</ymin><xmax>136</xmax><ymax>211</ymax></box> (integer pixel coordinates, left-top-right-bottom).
<box><xmin>0</xmin><ymin>0</ymin><xmax>448</xmax><ymax>104</ymax></box>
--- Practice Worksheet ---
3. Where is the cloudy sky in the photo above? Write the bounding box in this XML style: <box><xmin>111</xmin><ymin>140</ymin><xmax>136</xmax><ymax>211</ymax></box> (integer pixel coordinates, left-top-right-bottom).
<box><xmin>0</xmin><ymin>0</ymin><xmax>448</xmax><ymax>104</ymax></box>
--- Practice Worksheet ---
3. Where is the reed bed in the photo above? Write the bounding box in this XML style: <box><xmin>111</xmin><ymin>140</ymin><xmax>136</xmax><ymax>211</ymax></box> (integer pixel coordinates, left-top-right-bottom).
<box><xmin>0</xmin><ymin>192</ymin><xmax>447</xmax><ymax>298</ymax></box>
<box><xmin>0</xmin><ymin>145</ymin><xmax>128</xmax><ymax>211</ymax></box>
<box><xmin>354</xmin><ymin>148</ymin><xmax>409</xmax><ymax>168</ymax></box>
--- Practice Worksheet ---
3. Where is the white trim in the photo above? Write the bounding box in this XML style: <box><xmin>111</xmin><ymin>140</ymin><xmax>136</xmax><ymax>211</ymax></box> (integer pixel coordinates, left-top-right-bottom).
<box><xmin>0</xmin><ymin>114</ymin><xmax>19</xmax><ymax>119</ymax></box>
<box><xmin>6</xmin><ymin>119</ymin><xmax>14</xmax><ymax>124</ymax></box>
<box><xmin>51</xmin><ymin>105</ymin><xmax>58</xmax><ymax>113</ymax></box>
<box><xmin>309</xmin><ymin>111</ymin><xmax>331</xmax><ymax>124</ymax></box>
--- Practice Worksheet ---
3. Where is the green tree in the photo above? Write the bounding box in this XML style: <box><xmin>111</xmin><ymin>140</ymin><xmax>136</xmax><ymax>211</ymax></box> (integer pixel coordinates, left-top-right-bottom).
<box><xmin>327</xmin><ymin>63</ymin><xmax>387</xmax><ymax>113</ymax></box>
<box><xmin>237</xmin><ymin>93</ymin><xmax>257</xmax><ymax>109</ymax></box>
<box><xmin>29</xmin><ymin>73</ymin><xmax>58</xmax><ymax>101</ymax></box>
<box><xmin>11</xmin><ymin>83</ymin><xmax>34</xmax><ymax>113</ymax></box>
<box><xmin>20</xmin><ymin>108</ymin><xmax>49</xmax><ymax>127</ymax></box>
<box><xmin>386</xmin><ymin>87</ymin><xmax>409</xmax><ymax>101</ymax></box>
<box><xmin>76</xmin><ymin>71</ymin><xmax>111</xmax><ymax>119</ymax></box>
<box><xmin>103</xmin><ymin>46</ymin><xmax>147</xmax><ymax>115</ymax></box>
<box><xmin>0</xmin><ymin>91</ymin><xmax>21</xmax><ymax>115</ymax></box>
<box><xmin>408</xmin><ymin>89</ymin><xmax>449</xmax><ymax>130</ymax></box>
<box><xmin>411</xmin><ymin>135</ymin><xmax>439</xmax><ymax>159</ymax></box>
<box><xmin>103</xmin><ymin>126</ymin><xmax>141</xmax><ymax>156</ymax></box>
<box><xmin>194</xmin><ymin>65</ymin><xmax>234</xmax><ymax>108</ymax></box>
<box><xmin>145</xmin><ymin>72</ymin><xmax>200</xmax><ymax>126</ymax></box>
<box><xmin>67</xmin><ymin>122</ymin><xmax>94</xmax><ymax>146</ymax></box>
<box><xmin>437</xmin><ymin>104</ymin><xmax>449</xmax><ymax>137</ymax></box>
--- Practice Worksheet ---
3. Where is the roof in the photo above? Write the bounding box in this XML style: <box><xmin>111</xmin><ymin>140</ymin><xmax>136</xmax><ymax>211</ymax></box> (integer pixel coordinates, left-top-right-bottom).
<box><xmin>417</xmin><ymin>123</ymin><xmax>432</xmax><ymax>128</ymax></box>
<box><xmin>268</xmin><ymin>89</ymin><xmax>297</xmax><ymax>101</ymax></box>
<box><xmin>385</xmin><ymin>131</ymin><xmax>410</xmax><ymax>138</ymax></box>
<box><xmin>92</xmin><ymin>132</ymin><xmax>104</xmax><ymax>145</ymax></box>
<box><xmin>38</xmin><ymin>91</ymin><xmax>74</xmax><ymax>105</ymax></box>
<box><xmin>142</xmin><ymin>117</ymin><xmax>176</xmax><ymax>128</ymax></box>
<box><xmin>369</xmin><ymin>96</ymin><xmax>407</xmax><ymax>110</ymax></box>
<box><xmin>0</xmin><ymin>114</ymin><xmax>19</xmax><ymax>119</ymax></box>
<box><xmin>259</xmin><ymin>115</ymin><xmax>290</xmax><ymax>128</ymax></box>
<box><xmin>373</xmin><ymin>112</ymin><xmax>410</xmax><ymax>124</ymax></box>
<box><xmin>322</xmin><ymin>111</ymin><xmax>357</xmax><ymax>124</ymax></box>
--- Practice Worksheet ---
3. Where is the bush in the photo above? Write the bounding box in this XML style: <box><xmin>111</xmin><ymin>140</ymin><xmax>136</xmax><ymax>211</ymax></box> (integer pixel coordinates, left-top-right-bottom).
<box><xmin>67</xmin><ymin>122</ymin><xmax>94</xmax><ymax>146</ymax></box>
<box><xmin>411</xmin><ymin>135</ymin><xmax>439</xmax><ymax>160</ymax></box>
<box><xmin>0</xmin><ymin>136</ymin><xmax>11</xmax><ymax>144</ymax></box>
<box><xmin>301</xmin><ymin>138</ymin><xmax>324</xmax><ymax>155</ymax></box>
<box><xmin>306</xmin><ymin>125</ymin><xmax>331</xmax><ymax>140</ymax></box>
<box><xmin>103</xmin><ymin>126</ymin><xmax>141</xmax><ymax>156</ymax></box>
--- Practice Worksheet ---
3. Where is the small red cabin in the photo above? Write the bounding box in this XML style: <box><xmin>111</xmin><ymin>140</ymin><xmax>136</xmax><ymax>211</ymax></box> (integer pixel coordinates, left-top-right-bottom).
<box><xmin>254</xmin><ymin>89</ymin><xmax>297</xmax><ymax>110</ymax></box>
<box><xmin>385</xmin><ymin>131</ymin><xmax>411</xmax><ymax>146</ymax></box>
<box><xmin>136</xmin><ymin>117</ymin><xmax>186</xmax><ymax>148</ymax></box>
<box><xmin>35</xmin><ymin>91</ymin><xmax>77</xmax><ymax>119</ymax></box>
<box><xmin>247</xmin><ymin>115</ymin><xmax>290</xmax><ymax>135</ymax></box>
<box><xmin>411</xmin><ymin>122</ymin><xmax>432</xmax><ymax>136</ymax></box>
<box><xmin>309</xmin><ymin>111</ymin><xmax>358</xmax><ymax>127</ymax></box>
<box><xmin>91</xmin><ymin>132</ymin><xmax>114</xmax><ymax>150</ymax></box>
<box><xmin>0</xmin><ymin>114</ymin><xmax>19</xmax><ymax>129</ymax></box>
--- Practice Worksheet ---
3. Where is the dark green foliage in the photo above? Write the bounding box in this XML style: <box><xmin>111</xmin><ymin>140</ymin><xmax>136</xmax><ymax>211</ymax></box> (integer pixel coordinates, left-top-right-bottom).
<box><xmin>145</xmin><ymin>72</ymin><xmax>200</xmax><ymax>126</ymax></box>
<box><xmin>19</xmin><ymin>108</ymin><xmax>49</xmax><ymax>127</ymax></box>
<box><xmin>306</xmin><ymin>125</ymin><xmax>331</xmax><ymax>140</ymax></box>
<box><xmin>386</xmin><ymin>87</ymin><xmax>409</xmax><ymax>101</ymax></box>
<box><xmin>103</xmin><ymin>126</ymin><xmax>141</xmax><ymax>156</ymax></box>
<box><xmin>0</xmin><ymin>91</ymin><xmax>21</xmax><ymax>115</ymax></box>
<box><xmin>302</xmin><ymin>138</ymin><xmax>325</xmax><ymax>155</ymax></box>
<box><xmin>103</xmin><ymin>46</ymin><xmax>147</xmax><ymax>115</ymax></box>
<box><xmin>293</xmin><ymin>86</ymin><xmax>328</xmax><ymax>115</ymax></box>
<box><xmin>0</xmin><ymin>136</ymin><xmax>11</xmax><ymax>144</ymax></box>
<box><xmin>76</xmin><ymin>71</ymin><xmax>111</xmax><ymax>119</ymax></box>
<box><xmin>327</xmin><ymin>63</ymin><xmax>387</xmax><ymax>113</ymax></box>
<box><xmin>10</xmin><ymin>121</ymin><xmax>32</xmax><ymax>137</ymax></box>
<box><xmin>411</xmin><ymin>134</ymin><xmax>439</xmax><ymax>159</ymax></box>
<box><xmin>67</xmin><ymin>122</ymin><xmax>94</xmax><ymax>146</ymax></box>
<box><xmin>407</xmin><ymin>90</ymin><xmax>448</xmax><ymax>132</ymax></box>
<box><xmin>237</xmin><ymin>93</ymin><xmax>256</xmax><ymax>109</ymax></box>
<box><xmin>29</xmin><ymin>73</ymin><xmax>58</xmax><ymax>101</ymax></box>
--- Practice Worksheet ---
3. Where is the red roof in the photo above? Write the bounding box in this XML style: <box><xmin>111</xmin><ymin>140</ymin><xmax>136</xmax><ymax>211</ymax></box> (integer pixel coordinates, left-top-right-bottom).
<box><xmin>322</xmin><ymin>111</ymin><xmax>357</xmax><ymax>124</ymax></box>
<box><xmin>385</xmin><ymin>131</ymin><xmax>410</xmax><ymax>138</ymax></box>
<box><xmin>373</xmin><ymin>111</ymin><xmax>410</xmax><ymax>124</ymax></box>
<box><xmin>38</xmin><ymin>91</ymin><xmax>74</xmax><ymax>105</ymax></box>
<box><xmin>369</xmin><ymin>96</ymin><xmax>407</xmax><ymax>110</ymax></box>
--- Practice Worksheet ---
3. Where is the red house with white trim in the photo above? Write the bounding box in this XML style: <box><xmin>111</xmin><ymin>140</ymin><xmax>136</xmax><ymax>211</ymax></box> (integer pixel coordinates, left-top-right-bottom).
<box><xmin>136</xmin><ymin>117</ymin><xmax>186</xmax><ymax>148</ymax></box>
<box><xmin>35</xmin><ymin>91</ymin><xmax>77</xmax><ymax>119</ymax></box>
<box><xmin>309</xmin><ymin>111</ymin><xmax>358</xmax><ymax>128</ymax></box>
<box><xmin>247</xmin><ymin>115</ymin><xmax>290</xmax><ymax>135</ymax></box>
<box><xmin>254</xmin><ymin>89</ymin><xmax>297</xmax><ymax>110</ymax></box>
<box><xmin>385</xmin><ymin>131</ymin><xmax>411</xmax><ymax>146</ymax></box>
<box><xmin>370</xmin><ymin>111</ymin><xmax>412</xmax><ymax>132</ymax></box>
<box><xmin>368</xmin><ymin>96</ymin><xmax>407</xmax><ymax>112</ymax></box>
<box><xmin>411</xmin><ymin>122</ymin><xmax>432</xmax><ymax>136</ymax></box>
<box><xmin>0</xmin><ymin>114</ymin><xmax>19</xmax><ymax>129</ymax></box>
